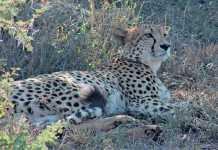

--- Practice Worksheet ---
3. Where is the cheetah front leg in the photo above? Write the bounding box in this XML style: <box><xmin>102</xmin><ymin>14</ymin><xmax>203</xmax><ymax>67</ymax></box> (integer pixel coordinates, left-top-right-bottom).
<box><xmin>127</xmin><ymin>98</ymin><xmax>175</xmax><ymax>122</ymax></box>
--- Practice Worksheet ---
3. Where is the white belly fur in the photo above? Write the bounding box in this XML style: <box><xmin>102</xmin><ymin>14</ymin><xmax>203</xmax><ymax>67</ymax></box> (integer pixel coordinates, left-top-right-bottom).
<box><xmin>105</xmin><ymin>90</ymin><xmax>126</xmax><ymax>115</ymax></box>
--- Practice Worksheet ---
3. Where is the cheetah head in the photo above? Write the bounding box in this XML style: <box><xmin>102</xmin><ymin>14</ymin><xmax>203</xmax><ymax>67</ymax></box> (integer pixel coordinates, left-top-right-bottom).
<box><xmin>113</xmin><ymin>24</ymin><xmax>171</xmax><ymax>73</ymax></box>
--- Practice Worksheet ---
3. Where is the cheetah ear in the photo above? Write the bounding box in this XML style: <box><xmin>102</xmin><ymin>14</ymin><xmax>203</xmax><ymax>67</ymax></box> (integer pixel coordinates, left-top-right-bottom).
<box><xmin>113</xmin><ymin>26</ymin><xmax>139</xmax><ymax>45</ymax></box>
<box><xmin>112</xmin><ymin>27</ymin><xmax>128</xmax><ymax>45</ymax></box>
<box><xmin>125</xmin><ymin>27</ymin><xmax>140</xmax><ymax>42</ymax></box>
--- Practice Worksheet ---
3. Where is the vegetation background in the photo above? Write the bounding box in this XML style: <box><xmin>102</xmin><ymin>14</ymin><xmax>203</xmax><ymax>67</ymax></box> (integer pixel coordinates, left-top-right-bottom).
<box><xmin>0</xmin><ymin>0</ymin><xmax>217</xmax><ymax>149</ymax></box>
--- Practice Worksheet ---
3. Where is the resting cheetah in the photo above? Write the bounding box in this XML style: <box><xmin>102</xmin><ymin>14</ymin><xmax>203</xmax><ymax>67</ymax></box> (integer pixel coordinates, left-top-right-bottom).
<box><xmin>9</xmin><ymin>24</ymin><xmax>174</xmax><ymax>126</ymax></box>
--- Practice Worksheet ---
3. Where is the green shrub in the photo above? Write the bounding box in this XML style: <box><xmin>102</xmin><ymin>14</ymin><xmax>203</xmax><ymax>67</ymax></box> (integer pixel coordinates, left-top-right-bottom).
<box><xmin>0</xmin><ymin>63</ymin><xmax>64</xmax><ymax>150</ymax></box>
<box><xmin>0</xmin><ymin>64</ymin><xmax>14</xmax><ymax>118</ymax></box>
<box><xmin>0</xmin><ymin>116</ymin><xmax>64</xmax><ymax>150</ymax></box>
<box><xmin>0</xmin><ymin>0</ymin><xmax>143</xmax><ymax>79</ymax></box>
<box><xmin>0</xmin><ymin>0</ymin><xmax>37</xmax><ymax>51</ymax></box>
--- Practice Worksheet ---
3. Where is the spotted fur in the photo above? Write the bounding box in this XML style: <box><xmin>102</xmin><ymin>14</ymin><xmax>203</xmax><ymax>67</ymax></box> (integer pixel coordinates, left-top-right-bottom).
<box><xmin>9</xmin><ymin>24</ymin><xmax>174</xmax><ymax>126</ymax></box>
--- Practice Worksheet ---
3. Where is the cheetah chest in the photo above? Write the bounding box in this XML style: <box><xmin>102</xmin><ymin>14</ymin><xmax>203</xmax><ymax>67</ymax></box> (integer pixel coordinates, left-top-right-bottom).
<box><xmin>104</xmin><ymin>89</ymin><xmax>126</xmax><ymax>115</ymax></box>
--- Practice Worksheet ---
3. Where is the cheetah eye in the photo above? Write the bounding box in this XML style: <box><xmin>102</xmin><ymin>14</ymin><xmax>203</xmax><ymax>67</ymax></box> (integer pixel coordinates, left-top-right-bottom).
<box><xmin>145</xmin><ymin>33</ymin><xmax>153</xmax><ymax>38</ymax></box>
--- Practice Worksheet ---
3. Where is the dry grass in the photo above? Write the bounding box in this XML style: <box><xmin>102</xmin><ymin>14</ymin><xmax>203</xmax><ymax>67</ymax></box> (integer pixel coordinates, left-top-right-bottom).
<box><xmin>157</xmin><ymin>44</ymin><xmax>218</xmax><ymax>149</ymax></box>
<box><xmin>57</xmin><ymin>44</ymin><xmax>218</xmax><ymax>149</ymax></box>
<box><xmin>0</xmin><ymin>0</ymin><xmax>217</xmax><ymax>149</ymax></box>
<box><xmin>161</xmin><ymin>44</ymin><xmax>218</xmax><ymax>105</ymax></box>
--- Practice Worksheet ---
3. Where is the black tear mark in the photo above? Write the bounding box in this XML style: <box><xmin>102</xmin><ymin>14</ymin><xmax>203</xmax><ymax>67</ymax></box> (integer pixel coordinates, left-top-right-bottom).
<box><xmin>146</xmin><ymin>33</ymin><xmax>156</xmax><ymax>54</ymax></box>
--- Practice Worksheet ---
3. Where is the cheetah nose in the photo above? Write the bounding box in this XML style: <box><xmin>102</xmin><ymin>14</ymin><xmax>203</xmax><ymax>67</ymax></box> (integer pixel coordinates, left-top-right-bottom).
<box><xmin>160</xmin><ymin>44</ymin><xmax>170</xmax><ymax>51</ymax></box>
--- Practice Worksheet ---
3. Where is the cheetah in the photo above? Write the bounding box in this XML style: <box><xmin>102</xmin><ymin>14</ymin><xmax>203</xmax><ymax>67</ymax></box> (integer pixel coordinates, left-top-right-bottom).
<box><xmin>9</xmin><ymin>24</ymin><xmax>174</xmax><ymax>126</ymax></box>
